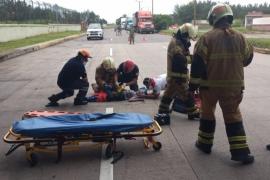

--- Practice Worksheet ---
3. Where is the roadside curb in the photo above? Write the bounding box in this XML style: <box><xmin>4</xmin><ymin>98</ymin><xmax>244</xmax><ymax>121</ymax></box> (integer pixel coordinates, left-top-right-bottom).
<box><xmin>0</xmin><ymin>33</ymin><xmax>85</xmax><ymax>63</ymax></box>
<box><xmin>254</xmin><ymin>47</ymin><xmax>270</xmax><ymax>54</ymax></box>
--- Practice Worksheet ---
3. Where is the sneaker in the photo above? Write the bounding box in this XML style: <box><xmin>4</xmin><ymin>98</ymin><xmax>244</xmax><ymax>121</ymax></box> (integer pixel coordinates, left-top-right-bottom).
<box><xmin>231</xmin><ymin>154</ymin><xmax>254</xmax><ymax>164</ymax></box>
<box><xmin>195</xmin><ymin>141</ymin><xmax>211</xmax><ymax>154</ymax></box>
<box><xmin>74</xmin><ymin>98</ymin><xmax>88</xmax><ymax>105</ymax></box>
<box><xmin>48</xmin><ymin>94</ymin><xmax>58</xmax><ymax>102</ymax></box>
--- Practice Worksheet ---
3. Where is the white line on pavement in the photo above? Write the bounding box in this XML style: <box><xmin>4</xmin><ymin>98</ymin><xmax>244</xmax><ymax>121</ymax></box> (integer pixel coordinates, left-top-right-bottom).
<box><xmin>99</xmin><ymin>107</ymin><xmax>114</xmax><ymax>180</ymax></box>
<box><xmin>110</xmin><ymin>48</ymin><xmax>113</xmax><ymax>57</ymax></box>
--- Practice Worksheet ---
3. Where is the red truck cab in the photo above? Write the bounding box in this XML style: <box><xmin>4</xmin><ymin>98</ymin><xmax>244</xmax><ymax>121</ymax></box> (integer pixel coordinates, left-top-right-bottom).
<box><xmin>133</xmin><ymin>11</ymin><xmax>155</xmax><ymax>33</ymax></box>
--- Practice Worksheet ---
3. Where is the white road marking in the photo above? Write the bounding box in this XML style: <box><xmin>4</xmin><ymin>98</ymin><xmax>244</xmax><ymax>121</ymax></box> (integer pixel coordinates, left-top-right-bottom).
<box><xmin>99</xmin><ymin>107</ymin><xmax>114</xmax><ymax>180</ymax></box>
<box><xmin>110</xmin><ymin>48</ymin><xmax>113</xmax><ymax>57</ymax></box>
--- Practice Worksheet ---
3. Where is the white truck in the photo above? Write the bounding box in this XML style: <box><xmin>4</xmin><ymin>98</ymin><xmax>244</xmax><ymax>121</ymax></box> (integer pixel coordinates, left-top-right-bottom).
<box><xmin>120</xmin><ymin>17</ymin><xmax>127</xmax><ymax>29</ymax></box>
<box><xmin>86</xmin><ymin>23</ymin><xmax>104</xmax><ymax>40</ymax></box>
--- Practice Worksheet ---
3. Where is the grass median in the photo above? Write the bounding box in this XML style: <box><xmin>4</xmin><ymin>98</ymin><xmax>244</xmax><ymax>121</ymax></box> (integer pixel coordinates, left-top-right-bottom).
<box><xmin>160</xmin><ymin>29</ymin><xmax>270</xmax><ymax>50</ymax></box>
<box><xmin>0</xmin><ymin>31</ymin><xmax>82</xmax><ymax>53</ymax></box>
<box><xmin>248</xmin><ymin>38</ymin><xmax>270</xmax><ymax>49</ymax></box>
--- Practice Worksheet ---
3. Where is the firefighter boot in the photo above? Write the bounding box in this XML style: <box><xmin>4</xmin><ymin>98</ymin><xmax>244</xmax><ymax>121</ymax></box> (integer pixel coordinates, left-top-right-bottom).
<box><xmin>188</xmin><ymin>108</ymin><xmax>200</xmax><ymax>120</ymax></box>
<box><xmin>185</xmin><ymin>94</ymin><xmax>200</xmax><ymax>120</ymax></box>
<box><xmin>195</xmin><ymin>119</ymin><xmax>216</xmax><ymax>154</ymax></box>
<box><xmin>74</xmin><ymin>97</ymin><xmax>88</xmax><ymax>106</ymax></box>
<box><xmin>154</xmin><ymin>113</ymin><xmax>170</xmax><ymax>126</ymax></box>
<box><xmin>46</xmin><ymin>94</ymin><xmax>60</xmax><ymax>107</ymax></box>
<box><xmin>225</xmin><ymin>122</ymin><xmax>254</xmax><ymax>164</ymax></box>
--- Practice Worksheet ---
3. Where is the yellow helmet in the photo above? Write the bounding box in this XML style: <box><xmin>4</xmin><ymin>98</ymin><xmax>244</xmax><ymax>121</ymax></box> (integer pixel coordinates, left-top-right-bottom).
<box><xmin>207</xmin><ymin>3</ymin><xmax>233</xmax><ymax>26</ymax></box>
<box><xmin>101</xmin><ymin>57</ymin><xmax>115</xmax><ymax>70</ymax></box>
<box><xmin>179</xmin><ymin>23</ymin><xmax>198</xmax><ymax>40</ymax></box>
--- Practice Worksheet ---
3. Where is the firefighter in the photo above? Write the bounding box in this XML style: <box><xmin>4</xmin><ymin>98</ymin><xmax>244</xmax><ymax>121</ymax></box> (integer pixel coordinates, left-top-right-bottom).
<box><xmin>155</xmin><ymin>23</ymin><xmax>199</xmax><ymax>125</ymax></box>
<box><xmin>94</xmin><ymin>56</ymin><xmax>119</xmax><ymax>100</ymax></box>
<box><xmin>117</xmin><ymin>60</ymin><xmax>139</xmax><ymax>91</ymax></box>
<box><xmin>46</xmin><ymin>49</ymin><xmax>91</xmax><ymax>107</ymax></box>
<box><xmin>189</xmin><ymin>3</ymin><xmax>254</xmax><ymax>164</ymax></box>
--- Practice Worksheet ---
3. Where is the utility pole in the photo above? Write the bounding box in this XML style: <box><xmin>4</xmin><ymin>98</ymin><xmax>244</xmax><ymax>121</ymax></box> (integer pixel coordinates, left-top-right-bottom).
<box><xmin>152</xmin><ymin>0</ymin><xmax>153</xmax><ymax>15</ymax></box>
<box><xmin>193</xmin><ymin>0</ymin><xmax>197</xmax><ymax>25</ymax></box>
<box><xmin>136</xmin><ymin>0</ymin><xmax>142</xmax><ymax>11</ymax></box>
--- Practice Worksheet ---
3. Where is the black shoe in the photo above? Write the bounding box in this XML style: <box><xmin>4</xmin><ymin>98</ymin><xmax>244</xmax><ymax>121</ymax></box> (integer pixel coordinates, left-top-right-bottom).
<box><xmin>48</xmin><ymin>94</ymin><xmax>58</xmax><ymax>102</ymax></box>
<box><xmin>188</xmin><ymin>109</ymin><xmax>200</xmax><ymax>120</ymax></box>
<box><xmin>231</xmin><ymin>154</ymin><xmax>254</xmax><ymax>164</ymax></box>
<box><xmin>266</xmin><ymin>144</ymin><xmax>270</xmax><ymax>150</ymax></box>
<box><xmin>74</xmin><ymin>98</ymin><xmax>88</xmax><ymax>105</ymax></box>
<box><xmin>154</xmin><ymin>113</ymin><xmax>170</xmax><ymax>126</ymax></box>
<box><xmin>195</xmin><ymin>141</ymin><xmax>211</xmax><ymax>154</ymax></box>
<box><xmin>45</xmin><ymin>101</ymin><xmax>59</xmax><ymax>107</ymax></box>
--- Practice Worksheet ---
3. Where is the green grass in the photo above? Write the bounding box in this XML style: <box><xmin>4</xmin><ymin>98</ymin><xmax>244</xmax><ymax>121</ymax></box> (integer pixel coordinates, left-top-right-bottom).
<box><xmin>160</xmin><ymin>28</ymin><xmax>270</xmax><ymax>49</ymax></box>
<box><xmin>0</xmin><ymin>31</ymin><xmax>81</xmax><ymax>53</ymax></box>
<box><xmin>248</xmin><ymin>38</ymin><xmax>270</xmax><ymax>49</ymax></box>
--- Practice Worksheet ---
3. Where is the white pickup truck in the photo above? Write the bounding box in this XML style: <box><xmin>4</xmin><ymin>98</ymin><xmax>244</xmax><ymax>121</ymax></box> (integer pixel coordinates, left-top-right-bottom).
<box><xmin>87</xmin><ymin>23</ymin><xmax>104</xmax><ymax>40</ymax></box>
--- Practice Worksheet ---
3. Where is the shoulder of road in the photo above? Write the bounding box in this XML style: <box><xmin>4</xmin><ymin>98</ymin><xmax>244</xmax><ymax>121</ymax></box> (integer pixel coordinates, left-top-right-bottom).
<box><xmin>0</xmin><ymin>33</ymin><xmax>85</xmax><ymax>63</ymax></box>
<box><xmin>0</xmin><ymin>31</ymin><xmax>269</xmax><ymax>63</ymax></box>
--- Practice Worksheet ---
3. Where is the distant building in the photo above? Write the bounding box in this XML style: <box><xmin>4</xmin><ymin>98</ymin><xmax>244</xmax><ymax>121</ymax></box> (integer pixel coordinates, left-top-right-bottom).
<box><xmin>245</xmin><ymin>11</ymin><xmax>270</xmax><ymax>31</ymax></box>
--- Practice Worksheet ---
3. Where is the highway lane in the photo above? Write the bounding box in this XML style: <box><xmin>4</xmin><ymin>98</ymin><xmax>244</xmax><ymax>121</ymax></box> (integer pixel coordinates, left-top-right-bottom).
<box><xmin>0</xmin><ymin>29</ymin><xmax>270</xmax><ymax>180</ymax></box>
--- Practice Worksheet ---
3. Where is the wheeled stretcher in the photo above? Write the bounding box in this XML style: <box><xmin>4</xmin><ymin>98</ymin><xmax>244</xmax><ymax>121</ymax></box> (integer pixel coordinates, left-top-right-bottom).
<box><xmin>3</xmin><ymin>111</ymin><xmax>162</xmax><ymax>166</ymax></box>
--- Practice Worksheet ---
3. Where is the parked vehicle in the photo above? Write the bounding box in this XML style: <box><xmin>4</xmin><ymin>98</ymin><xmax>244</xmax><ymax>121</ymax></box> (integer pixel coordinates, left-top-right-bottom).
<box><xmin>87</xmin><ymin>23</ymin><xmax>104</xmax><ymax>40</ymax></box>
<box><xmin>125</xmin><ymin>17</ymin><xmax>133</xmax><ymax>30</ymax></box>
<box><xmin>120</xmin><ymin>17</ymin><xmax>127</xmax><ymax>29</ymax></box>
<box><xmin>133</xmin><ymin>11</ymin><xmax>155</xmax><ymax>33</ymax></box>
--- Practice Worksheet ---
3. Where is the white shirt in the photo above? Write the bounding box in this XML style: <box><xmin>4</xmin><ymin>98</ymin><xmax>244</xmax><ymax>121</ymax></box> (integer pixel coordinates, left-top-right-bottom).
<box><xmin>152</xmin><ymin>74</ymin><xmax>167</xmax><ymax>94</ymax></box>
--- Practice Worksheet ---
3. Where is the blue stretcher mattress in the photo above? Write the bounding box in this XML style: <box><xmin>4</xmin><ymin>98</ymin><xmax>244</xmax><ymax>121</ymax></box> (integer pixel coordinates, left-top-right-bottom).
<box><xmin>12</xmin><ymin>113</ymin><xmax>153</xmax><ymax>138</ymax></box>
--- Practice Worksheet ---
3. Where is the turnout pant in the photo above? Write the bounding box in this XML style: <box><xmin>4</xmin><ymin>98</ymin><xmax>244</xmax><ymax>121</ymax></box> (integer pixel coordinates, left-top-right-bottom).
<box><xmin>197</xmin><ymin>88</ymin><xmax>251</xmax><ymax>157</ymax></box>
<box><xmin>158</xmin><ymin>78</ymin><xmax>197</xmax><ymax>114</ymax></box>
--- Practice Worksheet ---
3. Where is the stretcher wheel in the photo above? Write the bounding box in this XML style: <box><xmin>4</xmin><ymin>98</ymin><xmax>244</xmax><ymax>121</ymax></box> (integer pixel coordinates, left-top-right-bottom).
<box><xmin>27</xmin><ymin>153</ymin><xmax>38</xmax><ymax>167</ymax></box>
<box><xmin>105</xmin><ymin>144</ymin><xmax>113</xmax><ymax>158</ymax></box>
<box><xmin>152</xmin><ymin>142</ymin><xmax>162</xmax><ymax>151</ymax></box>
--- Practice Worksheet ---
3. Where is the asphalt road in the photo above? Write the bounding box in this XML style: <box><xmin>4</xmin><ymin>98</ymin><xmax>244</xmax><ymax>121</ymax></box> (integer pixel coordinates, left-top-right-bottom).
<box><xmin>0</xmin><ymin>29</ymin><xmax>270</xmax><ymax>180</ymax></box>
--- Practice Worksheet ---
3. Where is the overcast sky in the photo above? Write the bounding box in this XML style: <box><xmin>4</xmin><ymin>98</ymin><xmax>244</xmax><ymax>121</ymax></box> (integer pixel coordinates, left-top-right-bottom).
<box><xmin>40</xmin><ymin>0</ymin><xmax>268</xmax><ymax>23</ymax></box>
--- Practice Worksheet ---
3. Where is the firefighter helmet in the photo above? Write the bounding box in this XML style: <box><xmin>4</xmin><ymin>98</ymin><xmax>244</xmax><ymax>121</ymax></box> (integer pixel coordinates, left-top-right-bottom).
<box><xmin>207</xmin><ymin>3</ymin><xmax>233</xmax><ymax>26</ymax></box>
<box><xmin>179</xmin><ymin>23</ymin><xmax>198</xmax><ymax>40</ymax></box>
<box><xmin>123</xmin><ymin>60</ymin><xmax>135</xmax><ymax>73</ymax></box>
<box><xmin>102</xmin><ymin>57</ymin><xmax>115</xmax><ymax>70</ymax></box>
<box><xmin>78</xmin><ymin>49</ymin><xmax>92</xmax><ymax>58</ymax></box>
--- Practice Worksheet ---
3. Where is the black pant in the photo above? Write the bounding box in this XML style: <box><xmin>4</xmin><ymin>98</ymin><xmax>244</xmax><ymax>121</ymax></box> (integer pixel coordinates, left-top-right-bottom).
<box><xmin>55</xmin><ymin>80</ymin><xmax>89</xmax><ymax>101</ymax></box>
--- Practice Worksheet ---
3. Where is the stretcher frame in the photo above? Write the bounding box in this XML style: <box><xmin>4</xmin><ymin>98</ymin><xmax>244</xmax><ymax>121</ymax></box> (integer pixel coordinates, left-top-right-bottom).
<box><xmin>3</xmin><ymin>111</ymin><xmax>162</xmax><ymax>166</ymax></box>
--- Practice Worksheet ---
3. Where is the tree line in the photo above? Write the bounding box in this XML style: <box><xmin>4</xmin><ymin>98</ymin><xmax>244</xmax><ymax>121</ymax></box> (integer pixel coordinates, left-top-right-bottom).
<box><xmin>154</xmin><ymin>1</ymin><xmax>270</xmax><ymax>31</ymax></box>
<box><xmin>0</xmin><ymin>0</ymin><xmax>107</xmax><ymax>24</ymax></box>
<box><xmin>174</xmin><ymin>0</ymin><xmax>270</xmax><ymax>24</ymax></box>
